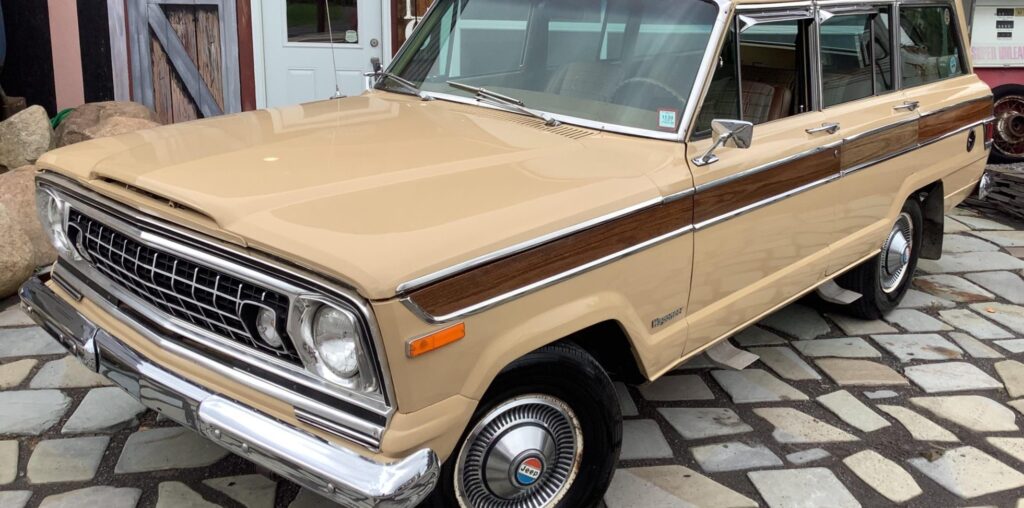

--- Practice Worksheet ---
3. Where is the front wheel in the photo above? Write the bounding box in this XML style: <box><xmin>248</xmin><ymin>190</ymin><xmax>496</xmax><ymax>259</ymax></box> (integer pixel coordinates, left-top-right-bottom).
<box><xmin>424</xmin><ymin>343</ymin><xmax>621</xmax><ymax>508</ymax></box>
<box><xmin>838</xmin><ymin>198</ymin><xmax>923</xmax><ymax>319</ymax></box>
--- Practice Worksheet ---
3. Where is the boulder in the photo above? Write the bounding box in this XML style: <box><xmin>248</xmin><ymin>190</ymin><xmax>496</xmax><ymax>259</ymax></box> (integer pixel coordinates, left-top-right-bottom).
<box><xmin>0</xmin><ymin>203</ymin><xmax>36</xmax><ymax>298</ymax></box>
<box><xmin>83</xmin><ymin>117</ymin><xmax>160</xmax><ymax>140</ymax></box>
<box><xmin>0</xmin><ymin>106</ymin><xmax>54</xmax><ymax>170</ymax></box>
<box><xmin>55</xmin><ymin>101</ymin><xmax>159</xmax><ymax>147</ymax></box>
<box><xmin>0</xmin><ymin>166</ymin><xmax>56</xmax><ymax>266</ymax></box>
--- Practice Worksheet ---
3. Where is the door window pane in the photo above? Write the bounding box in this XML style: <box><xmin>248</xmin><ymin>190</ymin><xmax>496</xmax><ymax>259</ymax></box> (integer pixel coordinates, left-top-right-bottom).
<box><xmin>695</xmin><ymin>28</ymin><xmax>740</xmax><ymax>134</ymax></box>
<box><xmin>287</xmin><ymin>0</ymin><xmax>359</xmax><ymax>43</ymax></box>
<box><xmin>739</xmin><ymin>19</ymin><xmax>812</xmax><ymax>124</ymax></box>
<box><xmin>899</xmin><ymin>6</ymin><xmax>966</xmax><ymax>88</ymax></box>
<box><xmin>820</xmin><ymin>9</ymin><xmax>894</xmax><ymax>108</ymax></box>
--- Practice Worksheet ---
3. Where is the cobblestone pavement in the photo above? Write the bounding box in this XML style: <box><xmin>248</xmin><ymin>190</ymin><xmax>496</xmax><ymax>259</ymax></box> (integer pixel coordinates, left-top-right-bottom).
<box><xmin>4</xmin><ymin>205</ymin><xmax>1024</xmax><ymax>507</ymax></box>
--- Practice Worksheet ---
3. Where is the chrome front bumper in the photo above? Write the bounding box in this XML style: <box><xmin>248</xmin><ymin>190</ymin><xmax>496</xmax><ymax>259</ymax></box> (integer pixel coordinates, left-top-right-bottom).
<box><xmin>19</xmin><ymin>276</ymin><xmax>439</xmax><ymax>507</ymax></box>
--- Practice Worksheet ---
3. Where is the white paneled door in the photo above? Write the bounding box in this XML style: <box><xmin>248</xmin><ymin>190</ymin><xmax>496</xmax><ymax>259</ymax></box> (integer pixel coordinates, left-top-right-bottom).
<box><xmin>261</xmin><ymin>0</ymin><xmax>383</xmax><ymax>107</ymax></box>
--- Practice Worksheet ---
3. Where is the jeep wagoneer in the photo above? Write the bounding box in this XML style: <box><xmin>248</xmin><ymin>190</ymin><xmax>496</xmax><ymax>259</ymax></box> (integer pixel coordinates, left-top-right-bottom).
<box><xmin>21</xmin><ymin>0</ymin><xmax>991</xmax><ymax>506</ymax></box>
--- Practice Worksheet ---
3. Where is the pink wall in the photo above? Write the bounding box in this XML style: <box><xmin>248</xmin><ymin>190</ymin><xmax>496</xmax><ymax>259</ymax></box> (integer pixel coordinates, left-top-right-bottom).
<box><xmin>47</xmin><ymin>0</ymin><xmax>85</xmax><ymax>110</ymax></box>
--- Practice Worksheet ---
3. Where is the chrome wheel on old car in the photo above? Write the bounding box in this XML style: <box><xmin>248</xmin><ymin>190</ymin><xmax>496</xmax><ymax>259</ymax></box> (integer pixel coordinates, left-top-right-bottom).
<box><xmin>455</xmin><ymin>395</ymin><xmax>583</xmax><ymax>508</ymax></box>
<box><xmin>991</xmin><ymin>86</ymin><xmax>1024</xmax><ymax>164</ymax></box>
<box><xmin>879</xmin><ymin>213</ymin><xmax>914</xmax><ymax>294</ymax></box>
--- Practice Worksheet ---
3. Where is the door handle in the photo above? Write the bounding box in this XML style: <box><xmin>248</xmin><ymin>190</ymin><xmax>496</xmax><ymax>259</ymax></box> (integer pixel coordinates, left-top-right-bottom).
<box><xmin>894</xmin><ymin>101</ymin><xmax>920</xmax><ymax>112</ymax></box>
<box><xmin>806</xmin><ymin>122</ymin><xmax>840</xmax><ymax>135</ymax></box>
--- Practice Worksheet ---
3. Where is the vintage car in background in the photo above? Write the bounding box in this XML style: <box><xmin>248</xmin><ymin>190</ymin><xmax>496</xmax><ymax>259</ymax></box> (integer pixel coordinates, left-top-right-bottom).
<box><xmin>21</xmin><ymin>0</ymin><xmax>991</xmax><ymax>506</ymax></box>
<box><xmin>969</xmin><ymin>0</ymin><xmax>1024</xmax><ymax>162</ymax></box>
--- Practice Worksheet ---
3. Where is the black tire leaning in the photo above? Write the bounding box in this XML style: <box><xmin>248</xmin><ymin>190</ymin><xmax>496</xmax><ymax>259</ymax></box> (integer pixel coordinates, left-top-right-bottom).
<box><xmin>989</xmin><ymin>84</ymin><xmax>1024</xmax><ymax>164</ymax></box>
<box><xmin>838</xmin><ymin>198</ymin><xmax>923</xmax><ymax>320</ymax></box>
<box><xmin>423</xmin><ymin>342</ymin><xmax>622</xmax><ymax>508</ymax></box>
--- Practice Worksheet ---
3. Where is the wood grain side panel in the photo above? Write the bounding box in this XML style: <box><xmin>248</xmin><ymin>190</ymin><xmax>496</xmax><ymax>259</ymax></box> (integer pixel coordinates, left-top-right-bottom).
<box><xmin>919</xmin><ymin>98</ymin><xmax>993</xmax><ymax>143</ymax></box>
<box><xmin>693</xmin><ymin>148</ymin><xmax>840</xmax><ymax>225</ymax></box>
<box><xmin>408</xmin><ymin>197</ymin><xmax>694</xmax><ymax>317</ymax></box>
<box><xmin>841</xmin><ymin>121</ymin><xmax>919</xmax><ymax>170</ymax></box>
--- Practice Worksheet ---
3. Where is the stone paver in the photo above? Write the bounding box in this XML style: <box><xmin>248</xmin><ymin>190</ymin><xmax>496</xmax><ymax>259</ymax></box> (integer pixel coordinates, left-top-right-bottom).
<box><xmin>115</xmin><ymin>427</ymin><xmax>229</xmax><ymax>473</ymax></box>
<box><xmin>658</xmin><ymin>407</ymin><xmax>753</xmax><ymax>440</ymax></box>
<box><xmin>748</xmin><ymin>347</ymin><xmax>820</xmax><ymax>381</ymax></box>
<box><xmin>877</xmin><ymin>405</ymin><xmax>960</xmax><ymax>442</ymax></box>
<box><xmin>0</xmin><ymin>491</ymin><xmax>32</xmax><ymax>508</ymax></box>
<box><xmin>883</xmin><ymin>310</ymin><xmax>954</xmax><ymax>332</ymax></box>
<box><xmin>753</xmin><ymin>407</ymin><xmax>859</xmax><ymax>444</ymax></box>
<box><xmin>621</xmin><ymin>419</ymin><xmax>673</xmax><ymax>460</ymax></box>
<box><xmin>156</xmin><ymin>482</ymin><xmax>219</xmax><ymax>508</ymax></box>
<box><xmin>817</xmin><ymin>390</ymin><xmax>890</xmax><ymax>433</ymax></box>
<box><xmin>826</xmin><ymin>314</ymin><xmax>896</xmax><ymax>335</ymax></box>
<box><xmin>63</xmin><ymin>387</ymin><xmax>147</xmax><ymax>434</ymax></box>
<box><xmin>969</xmin><ymin>303</ymin><xmax>1024</xmax><ymax>334</ymax></box>
<box><xmin>909</xmin><ymin>446</ymin><xmax>1024</xmax><ymax>499</ymax></box>
<box><xmin>691</xmin><ymin>441</ymin><xmax>782</xmax><ymax>472</ymax></box>
<box><xmin>973</xmin><ymin>229</ymin><xmax>1024</xmax><ymax>245</ymax></box>
<box><xmin>915</xmin><ymin>274</ymin><xmax>996</xmax><ymax>302</ymax></box>
<box><xmin>27</xmin><ymin>436</ymin><xmax>109</xmax><ymax>484</ymax></box>
<box><xmin>287</xmin><ymin>489</ymin><xmax>334</xmax><ymax>508</ymax></box>
<box><xmin>871</xmin><ymin>333</ymin><xmax>964</xmax><ymax>362</ymax></box>
<box><xmin>0</xmin><ymin>305</ymin><xmax>34</xmax><ymax>327</ymax></box>
<box><xmin>0</xmin><ymin>359</ymin><xmax>36</xmax><ymax>389</ymax></box>
<box><xmin>995</xmin><ymin>360</ymin><xmax>1024</xmax><ymax>398</ymax></box>
<box><xmin>946</xmin><ymin>215</ymin><xmax>1012</xmax><ymax>231</ymax></box>
<box><xmin>758</xmin><ymin>303</ymin><xmax>830</xmax><ymax>340</ymax></box>
<box><xmin>945</xmin><ymin>217</ymin><xmax>971</xmax><ymax>233</ymax></box>
<box><xmin>815</xmin><ymin>359</ymin><xmax>909</xmax><ymax>386</ymax></box>
<box><xmin>996</xmin><ymin>339</ymin><xmax>1024</xmax><ymax>353</ymax></box>
<box><xmin>943</xmin><ymin>234</ymin><xmax>1000</xmax><ymax>252</ymax></box>
<box><xmin>965</xmin><ymin>271</ymin><xmax>1024</xmax><ymax>304</ymax></box>
<box><xmin>864</xmin><ymin>390</ymin><xmax>899</xmax><ymax>399</ymax></box>
<box><xmin>843</xmin><ymin>450</ymin><xmax>922</xmax><ymax>503</ymax></box>
<box><xmin>988</xmin><ymin>437</ymin><xmax>1024</xmax><ymax>464</ymax></box>
<box><xmin>939</xmin><ymin>309</ymin><xmax>1013</xmax><ymax>339</ymax></box>
<box><xmin>39</xmin><ymin>486</ymin><xmax>141</xmax><ymax>508</ymax></box>
<box><xmin>0</xmin><ymin>327</ymin><xmax>65</xmax><ymax>358</ymax></box>
<box><xmin>786</xmin><ymin>448</ymin><xmax>830</xmax><ymax>465</ymax></box>
<box><xmin>0</xmin><ymin>440</ymin><xmax>17</xmax><ymax>485</ymax></box>
<box><xmin>791</xmin><ymin>338</ymin><xmax>880</xmax><ymax>358</ymax></box>
<box><xmin>711</xmin><ymin>370</ymin><xmax>808</xmax><ymax>403</ymax></box>
<box><xmin>605</xmin><ymin>466</ymin><xmax>758</xmax><ymax>508</ymax></box>
<box><xmin>30</xmin><ymin>356</ymin><xmax>111</xmax><ymax>389</ymax></box>
<box><xmin>899</xmin><ymin>289</ymin><xmax>957</xmax><ymax>309</ymax></box>
<box><xmin>0</xmin><ymin>389</ymin><xmax>70</xmax><ymax>435</ymax></box>
<box><xmin>203</xmin><ymin>475</ymin><xmax>277</xmax><ymax>508</ymax></box>
<box><xmin>948</xmin><ymin>332</ymin><xmax>1004</xmax><ymax>358</ymax></box>
<box><xmin>904</xmin><ymin>362</ymin><xmax>1003</xmax><ymax>393</ymax></box>
<box><xmin>733</xmin><ymin>326</ymin><xmax>787</xmax><ymax>347</ymax></box>
<box><xmin>614</xmin><ymin>382</ymin><xmax>638</xmax><ymax>417</ymax></box>
<box><xmin>747</xmin><ymin>468</ymin><xmax>860</xmax><ymax>508</ymax></box>
<box><xmin>638</xmin><ymin>374</ymin><xmax>714</xmax><ymax>401</ymax></box>
<box><xmin>910</xmin><ymin>396</ymin><xmax>1018</xmax><ymax>432</ymax></box>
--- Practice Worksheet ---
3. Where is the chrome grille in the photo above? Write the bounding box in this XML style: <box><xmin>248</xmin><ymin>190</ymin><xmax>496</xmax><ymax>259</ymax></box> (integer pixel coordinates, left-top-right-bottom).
<box><xmin>65</xmin><ymin>208</ymin><xmax>302</xmax><ymax>365</ymax></box>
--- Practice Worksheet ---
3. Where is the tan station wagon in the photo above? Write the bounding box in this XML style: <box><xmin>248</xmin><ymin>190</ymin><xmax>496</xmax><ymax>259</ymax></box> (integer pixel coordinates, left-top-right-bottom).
<box><xmin>20</xmin><ymin>0</ymin><xmax>992</xmax><ymax>506</ymax></box>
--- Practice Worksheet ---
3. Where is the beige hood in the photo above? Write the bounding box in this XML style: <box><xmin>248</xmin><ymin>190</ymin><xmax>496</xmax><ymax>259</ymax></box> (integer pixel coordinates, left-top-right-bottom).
<box><xmin>38</xmin><ymin>93</ymin><xmax>681</xmax><ymax>299</ymax></box>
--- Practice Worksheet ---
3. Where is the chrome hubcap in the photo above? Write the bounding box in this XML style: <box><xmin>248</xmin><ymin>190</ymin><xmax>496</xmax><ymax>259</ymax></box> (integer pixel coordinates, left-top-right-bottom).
<box><xmin>455</xmin><ymin>395</ymin><xmax>582</xmax><ymax>508</ymax></box>
<box><xmin>880</xmin><ymin>213</ymin><xmax>913</xmax><ymax>294</ymax></box>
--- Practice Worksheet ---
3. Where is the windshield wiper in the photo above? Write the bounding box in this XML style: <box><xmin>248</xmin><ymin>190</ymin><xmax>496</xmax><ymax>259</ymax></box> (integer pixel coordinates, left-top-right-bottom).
<box><xmin>373</xmin><ymin>72</ymin><xmax>433</xmax><ymax>101</ymax></box>
<box><xmin>447</xmin><ymin>81</ymin><xmax>560</xmax><ymax>127</ymax></box>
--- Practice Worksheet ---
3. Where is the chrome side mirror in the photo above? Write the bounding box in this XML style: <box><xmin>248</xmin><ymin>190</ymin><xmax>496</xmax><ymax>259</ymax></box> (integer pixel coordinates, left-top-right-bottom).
<box><xmin>693</xmin><ymin>119</ymin><xmax>754</xmax><ymax>166</ymax></box>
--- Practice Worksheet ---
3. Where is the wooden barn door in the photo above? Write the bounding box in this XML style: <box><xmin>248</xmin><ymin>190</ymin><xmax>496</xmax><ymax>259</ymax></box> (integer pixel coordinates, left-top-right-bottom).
<box><xmin>128</xmin><ymin>0</ymin><xmax>242</xmax><ymax>124</ymax></box>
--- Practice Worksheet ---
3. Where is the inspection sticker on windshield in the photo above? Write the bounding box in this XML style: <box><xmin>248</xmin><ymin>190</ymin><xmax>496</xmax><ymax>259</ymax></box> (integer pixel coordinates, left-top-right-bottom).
<box><xmin>658</xmin><ymin>109</ymin><xmax>679</xmax><ymax>130</ymax></box>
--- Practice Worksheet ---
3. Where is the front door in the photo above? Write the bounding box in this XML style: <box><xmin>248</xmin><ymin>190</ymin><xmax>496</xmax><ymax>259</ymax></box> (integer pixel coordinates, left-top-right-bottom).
<box><xmin>262</xmin><ymin>0</ymin><xmax>384</xmax><ymax>107</ymax></box>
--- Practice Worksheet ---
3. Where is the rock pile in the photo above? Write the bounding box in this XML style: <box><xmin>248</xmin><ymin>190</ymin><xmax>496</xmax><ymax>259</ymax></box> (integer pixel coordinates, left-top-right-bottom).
<box><xmin>54</xmin><ymin>101</ymin><xmax>160</xmax><ymax>148</ymax></box>
<box><xmin>0</xmin><ymin>106</ymin><xmax>53</xmax><ymax>172</ymax></box>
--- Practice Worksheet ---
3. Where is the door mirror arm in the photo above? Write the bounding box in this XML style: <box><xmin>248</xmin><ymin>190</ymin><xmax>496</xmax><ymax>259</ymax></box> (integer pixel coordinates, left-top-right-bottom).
<box><xmin>692</xmin><ymin>119</ymin><xmax>754</xmax><ymax>166</ymax></box>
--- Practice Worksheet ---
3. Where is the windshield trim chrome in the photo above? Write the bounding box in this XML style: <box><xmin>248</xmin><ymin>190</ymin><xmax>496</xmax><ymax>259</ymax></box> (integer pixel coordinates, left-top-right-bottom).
<box><xmin>383</xmin><ymin>0</ymin><xmax>732</xmax><ymax>143</ymax></box>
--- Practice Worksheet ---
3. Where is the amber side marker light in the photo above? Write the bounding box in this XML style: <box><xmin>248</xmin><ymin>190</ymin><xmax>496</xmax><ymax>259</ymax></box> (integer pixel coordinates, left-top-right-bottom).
<box><xmin>407</xmin><ymin>322</ymin><xmax>465</xmax><ymax>357</ymax></box>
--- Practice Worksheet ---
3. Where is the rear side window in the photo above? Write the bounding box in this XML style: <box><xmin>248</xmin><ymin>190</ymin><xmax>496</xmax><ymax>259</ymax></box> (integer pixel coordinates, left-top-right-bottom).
<box><xmin>899</xmin><ymin>5</ymin><xmax>966</xmax><ymax>88</ymax></box>
<box><xmin>820</xmin><ymin>8</ymin><xmax>894</xmax><ymax>108</ymax></box>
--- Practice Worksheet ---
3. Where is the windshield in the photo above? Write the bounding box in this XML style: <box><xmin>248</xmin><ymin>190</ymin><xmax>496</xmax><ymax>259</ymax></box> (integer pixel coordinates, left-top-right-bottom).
<box><xmin>385</xmin><ymin>0</ymin><xmax>720</xmax><ymax>133</ymax></box>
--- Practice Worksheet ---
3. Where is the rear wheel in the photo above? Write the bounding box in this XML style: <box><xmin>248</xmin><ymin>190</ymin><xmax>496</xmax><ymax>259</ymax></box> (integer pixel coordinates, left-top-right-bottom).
<box><xmin>991</xmin><ymin>85</ymin><xmax>1024</xmax><ymax>164</ymax></box>
<box><xmin>838</xmin><ymin>198</ymin><xmax>923</xmax><ymax>319</ymax></box>
<box><xmin>425</xmin><ymin>343</ymin><xmax>621</xmax><ymax>508</ymax></box>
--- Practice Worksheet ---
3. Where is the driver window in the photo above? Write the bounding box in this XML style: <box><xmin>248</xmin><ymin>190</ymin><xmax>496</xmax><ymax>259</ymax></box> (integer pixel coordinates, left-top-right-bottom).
<box><xmin>694</xmin><ymin>16</ymin><xmax>815</xmax><ymax>137</ymax></box>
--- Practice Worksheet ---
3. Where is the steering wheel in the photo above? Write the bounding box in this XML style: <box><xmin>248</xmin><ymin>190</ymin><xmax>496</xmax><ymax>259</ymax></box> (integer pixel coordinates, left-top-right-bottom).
<box><xmin>610</xmin><ymin>77</ymin><xmax>689</xmax><ymax>110</ymax></box>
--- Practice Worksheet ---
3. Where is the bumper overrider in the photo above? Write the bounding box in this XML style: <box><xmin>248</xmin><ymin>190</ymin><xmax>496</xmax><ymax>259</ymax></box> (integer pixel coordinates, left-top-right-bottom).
<box><xmin>19</xmin><ymin>277</ymin><xmax>439</xmax><ymax>507</ymax></box>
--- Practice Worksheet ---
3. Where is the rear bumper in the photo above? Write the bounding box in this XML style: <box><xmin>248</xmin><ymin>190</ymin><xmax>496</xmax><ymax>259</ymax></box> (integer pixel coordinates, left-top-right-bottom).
<box><xmin>19</xmin><ymin>276</ymin><xmax>439</xmax><ymax>507</ymax></box>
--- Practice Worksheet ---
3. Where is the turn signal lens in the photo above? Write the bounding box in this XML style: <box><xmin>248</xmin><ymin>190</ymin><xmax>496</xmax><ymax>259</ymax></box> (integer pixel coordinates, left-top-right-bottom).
<box><xmin>407</xmin><ymin>323</ymin><xmax>465</xmax><ymax>358</ymax></box>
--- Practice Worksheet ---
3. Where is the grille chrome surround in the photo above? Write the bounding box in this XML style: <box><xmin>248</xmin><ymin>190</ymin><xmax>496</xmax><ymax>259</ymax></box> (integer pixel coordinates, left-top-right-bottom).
<box><xmin>66</xmin><ymin>208</ymin><xmax>303</xmax><ymax>365</ymax></box>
